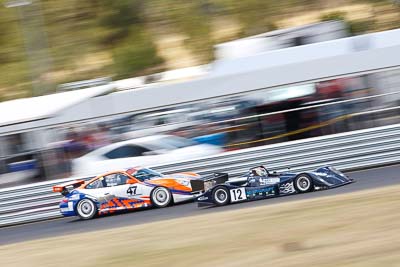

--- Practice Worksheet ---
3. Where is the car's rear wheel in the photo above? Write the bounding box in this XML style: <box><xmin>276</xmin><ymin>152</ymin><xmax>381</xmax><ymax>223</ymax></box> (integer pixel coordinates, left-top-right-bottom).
<box><xmin>212</xmin><ymin>186</ymin><xmax>230</xmax><ymax>206</ymax></box>
<box><xmin>294</xmin><ymin>174</ymin><xmax>313</xmax><ymax>193</ymax></box>
<box><xmin>76</xmin><ymin>199</ymin><xmax>97</xmax><ymax>220</ymax></box>
<box><xmin>151</xmin><ymin>187</ymin><xmax>172</xmax><ymax>208</ymax></box>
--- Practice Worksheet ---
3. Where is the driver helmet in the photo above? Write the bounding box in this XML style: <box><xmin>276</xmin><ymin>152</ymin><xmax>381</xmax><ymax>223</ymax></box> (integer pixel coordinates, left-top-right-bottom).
<box><xmin>252</xmin><ymin>167</ymin><xmax>266</xmax><ymax>176</ymax></box>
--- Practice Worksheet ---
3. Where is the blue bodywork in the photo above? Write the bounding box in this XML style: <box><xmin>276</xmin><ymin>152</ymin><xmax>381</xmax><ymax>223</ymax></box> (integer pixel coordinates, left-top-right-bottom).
<box><xmin>58</xmin><ymin>191</ymin><xmax>94</xmax><ymax>217</ymax></box>
<box><xmin>197</xmin><ymin>166</ymin><xmax>354</xmax><ymax>207</ymax></box>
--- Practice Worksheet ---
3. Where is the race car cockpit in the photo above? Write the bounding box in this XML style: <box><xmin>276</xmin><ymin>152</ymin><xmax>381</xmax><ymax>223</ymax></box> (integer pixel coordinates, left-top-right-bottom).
<box><xmin>249</xmin><ymin>166</ymin><xmax>269</xmax><ymax>177</ymax></box>
<box><xmin>246</xmin><ymin>166</ymin><xmax>279</xmax><ymax>187</ymax></box>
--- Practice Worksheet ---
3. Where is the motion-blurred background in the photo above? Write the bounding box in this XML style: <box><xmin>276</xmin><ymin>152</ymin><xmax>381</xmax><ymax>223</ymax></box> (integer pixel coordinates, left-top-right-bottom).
<box><xmin>1</xmin><ymin>0</ymin><xmax>400</xmax><ymax>187</ymax></box>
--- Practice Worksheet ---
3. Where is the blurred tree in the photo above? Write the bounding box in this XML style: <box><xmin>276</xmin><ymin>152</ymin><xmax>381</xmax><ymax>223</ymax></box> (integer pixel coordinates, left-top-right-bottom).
<box><xmin>353</xmin><ymin>0</ymin><xmax>391</xmax><ymax>3</ymax></box>
<box><xmin>348</xmin><ymin>19</ymin><xmax>375</xmax><ymax>34</ymax></box>
<box><xmin>149</xmin><ymin>0</ymin><xmax>215</xmax><ymax>62</ymax></box>
<box><xmin>0</xmin><ymin>0</ymin><xmax>400</xmax><ymax>100</ymax></box>
<box><xmin>213</xmin><ymin>0</ymin><xmax>318</xmax><ymax>36</ymax></box>
<box><xmin>319</xmin><ymin>11</ymin><xmax>374</xmax><ymax>35</ymax></box>
<box><xmin>95</xmin><ymin>0</ymin><xmax>165</xmax><ymax>79</ymax></box>
<box><xmin>0</xmin><ymin>8</ymin><xmax>25</xmax><ymax>64</ymax></box>
<box><xmin>232</xmin><ymin>0</ymin><xmax>276</xmax><ymax>35</ymax></box>
<box><xmin>98</xmin><ymin>0</ymin><xmax>145</xmax><ymax>44</ymax></box>
<box><xmin>320</xmin><ymin>11</ymin><xmax>346</xmax><ymax>22</ymax></box>
<box><xmin>0</xmin><ymin>20</ymin><xmax>9</xmax><ymax>63</ymax></box>
<box><xmin>112</xmin><ymin>29</ymin><xmax>164</xmax><ymax>79</ymax></box>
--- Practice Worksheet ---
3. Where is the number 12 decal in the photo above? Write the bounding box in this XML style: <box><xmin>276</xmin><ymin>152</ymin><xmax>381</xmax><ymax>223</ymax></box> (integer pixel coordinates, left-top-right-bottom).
<box><xmin>230</xmin><ymin>188</ymin><xmax>247</xmax><ymax>202</ymax></box>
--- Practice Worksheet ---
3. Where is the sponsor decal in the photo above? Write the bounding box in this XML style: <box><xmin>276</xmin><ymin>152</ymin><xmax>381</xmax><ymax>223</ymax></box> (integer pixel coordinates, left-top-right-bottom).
<box><xmin>260</xmin><ymin>178</ymin><xmax>280</xmax><ymax>185</ymax></box>
<box><xmin>279</xmin><ymin>182</ymin><xmax>295</xmax><ymax>194</ymax></box>
<box><xmin>198</xmin><ymin>196</ymin><xmax>209</xmax><ymax>201</ymax></box>
<box><xmin>247</xmin><ymin>187</ymin><xmax>274</xmax><ymax>195</ymax></box>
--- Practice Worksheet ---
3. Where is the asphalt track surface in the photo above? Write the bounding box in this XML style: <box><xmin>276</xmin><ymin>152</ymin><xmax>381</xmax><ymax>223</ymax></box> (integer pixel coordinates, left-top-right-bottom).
<box><xmin>0</xmin><ymin>165</ymin><xmax>399</xmax><ymax>245</ymax></box>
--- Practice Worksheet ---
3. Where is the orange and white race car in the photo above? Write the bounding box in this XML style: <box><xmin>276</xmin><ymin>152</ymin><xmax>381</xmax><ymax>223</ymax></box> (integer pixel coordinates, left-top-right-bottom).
<box><xmin>53</xmin><ymin>167</ymin><xmax>224</xmax><ymax>220</ymax></box>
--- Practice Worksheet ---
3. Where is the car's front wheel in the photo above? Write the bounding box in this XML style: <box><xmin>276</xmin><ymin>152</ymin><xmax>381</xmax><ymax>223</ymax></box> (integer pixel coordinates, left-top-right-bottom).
<box><xmin>151</xmin><ymin>187</ymin><xmax>172</xmax><ymax>208</ymax></box>
<box><xmin>76</xmin><ymin>199</ymin><xmax>97</xmax><ymax>220</ymax></box>
<box><xmin>212</xmin><ymin>186</ymin><xmax>230</xmax><ymax>206</ymax></box>
<box><xmin>294</xmin><ymin>174</ymin><xmax>313</xmax><ymax>193</ymax></box>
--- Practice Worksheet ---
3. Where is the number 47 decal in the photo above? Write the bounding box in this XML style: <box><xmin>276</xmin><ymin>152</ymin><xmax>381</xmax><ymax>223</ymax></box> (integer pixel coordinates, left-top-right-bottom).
<box><xmin>127</xmin><ymin>186</ymin><xmax>137</xmax><ymax>195</ymax></box>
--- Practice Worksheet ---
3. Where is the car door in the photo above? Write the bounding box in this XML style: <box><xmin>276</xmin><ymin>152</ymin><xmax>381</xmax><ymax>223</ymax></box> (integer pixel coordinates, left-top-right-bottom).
<box><xmin>97</xmin><ymin>173</ymin><xmax>141</xmax><ymax>210</ymax></box>
<box><xmin>106</xmin><ymin>173</ymin><xmax>152</xmax><ymax>203</ymax></box>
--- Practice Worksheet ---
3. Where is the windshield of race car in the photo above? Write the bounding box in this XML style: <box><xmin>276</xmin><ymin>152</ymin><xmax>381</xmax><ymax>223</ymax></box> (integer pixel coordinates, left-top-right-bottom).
<box><xmin>133</xmin><ymin>168</ymin><xmax>163</xmax><ymax>181</ymax></box>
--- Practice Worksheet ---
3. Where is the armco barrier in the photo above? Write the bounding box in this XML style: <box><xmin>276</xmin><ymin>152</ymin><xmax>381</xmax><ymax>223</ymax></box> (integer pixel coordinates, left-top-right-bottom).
<box><xmin>1</xmin><ymin>123</ymin><xmax>400</xmax><ymax>227</ymax></box>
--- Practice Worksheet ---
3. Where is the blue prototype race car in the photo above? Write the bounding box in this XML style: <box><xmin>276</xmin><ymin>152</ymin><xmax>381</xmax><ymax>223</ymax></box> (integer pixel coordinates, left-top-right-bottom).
<box><xmin>196</xmin><ymin>165</ymin><xmax>354</xmax><ymax>207</ymax></box>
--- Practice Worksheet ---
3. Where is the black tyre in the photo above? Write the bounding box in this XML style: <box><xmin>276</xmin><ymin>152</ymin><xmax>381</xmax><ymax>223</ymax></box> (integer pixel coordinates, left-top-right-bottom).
<box><xmin>151</xmin><ymin>187</ymin><xmax>172</xmax><ymax>208</ymax></box>
<box><xmin>76</xmin><ymin>199</ymin><xmax>97</xmax><ymax>220</ymax></box>
<box><xmin>212</xmin><ymin>186</ymin><xmax>230</xmax><ymax>206</ymax></box>
<box><xmin>294</xmin><ymin>174</ymin><xmax>314</xmax><ymax>193</ymax></box>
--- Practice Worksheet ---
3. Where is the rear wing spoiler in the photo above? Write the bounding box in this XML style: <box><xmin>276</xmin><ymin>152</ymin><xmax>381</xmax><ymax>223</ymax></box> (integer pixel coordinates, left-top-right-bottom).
<box><xmin>53</xmin><ymin>180</ymin><xmax>85</xmax><ymax>196</ymax></box>
<box><xmin>190</xmin><ymin>173</ymin><xmax>229</xmax><ymax>193</ymax></box>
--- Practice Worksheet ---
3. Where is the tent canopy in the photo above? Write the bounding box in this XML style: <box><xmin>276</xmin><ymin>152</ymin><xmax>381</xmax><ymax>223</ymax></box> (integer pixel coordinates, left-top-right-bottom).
<box><xmin>0</xmin><ymin>85</ymin><xmax>114</xmax><ymax>127</ymax></box>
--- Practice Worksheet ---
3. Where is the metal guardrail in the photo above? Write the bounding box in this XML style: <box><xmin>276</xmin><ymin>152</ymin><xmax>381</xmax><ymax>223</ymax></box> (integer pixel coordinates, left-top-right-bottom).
<box><xmin>1</xmin><ymin>123</ymin><xmax>400</xmax><ymax>227</ymax></box>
